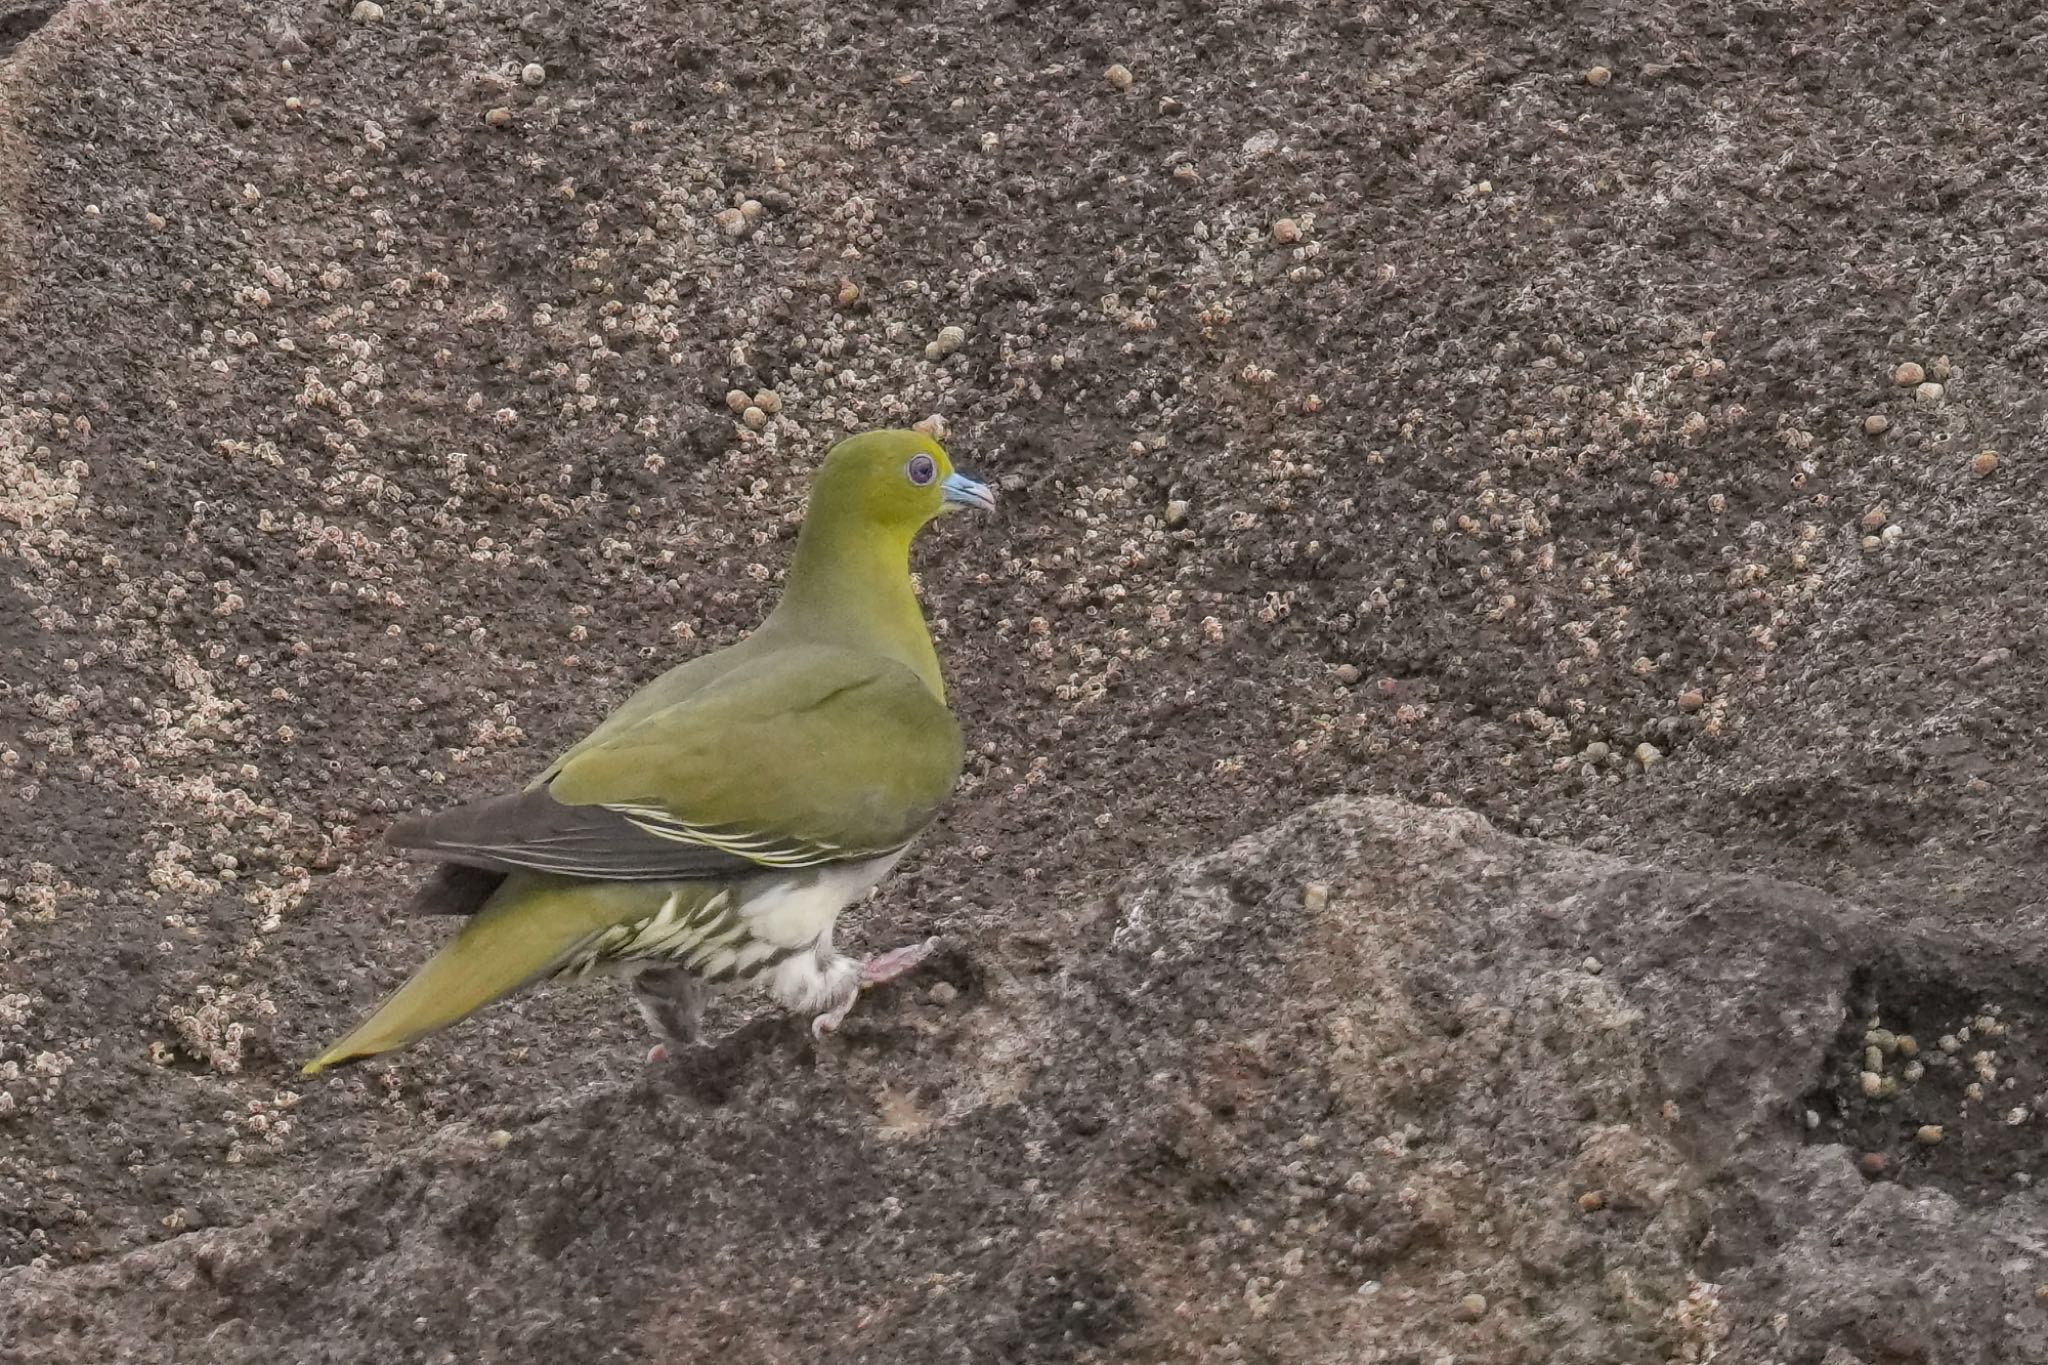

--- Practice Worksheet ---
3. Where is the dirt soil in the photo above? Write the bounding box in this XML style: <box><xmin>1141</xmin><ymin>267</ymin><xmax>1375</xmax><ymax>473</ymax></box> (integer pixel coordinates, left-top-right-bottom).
<box><xmin>2</xmin><ymin>0</ymin><xmax>2047</xmax><ymax>1361</ymax></box>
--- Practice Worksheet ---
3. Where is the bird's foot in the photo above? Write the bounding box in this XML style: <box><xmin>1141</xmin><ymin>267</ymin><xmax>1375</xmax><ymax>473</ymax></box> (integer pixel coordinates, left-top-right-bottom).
<box><xmin>811</xmin><ymin>936</ymin><xmax>943</xmax><ymax>1037</ymax></box>
<box><xmin>632</xmin><ymin>965</ymin><xmax>708</xmax><ymax>1064</ymax></box>
<box><xmin>862</xmin><ymin>935</ymin><xmax>942</xmax><ymax>986</ymax></box>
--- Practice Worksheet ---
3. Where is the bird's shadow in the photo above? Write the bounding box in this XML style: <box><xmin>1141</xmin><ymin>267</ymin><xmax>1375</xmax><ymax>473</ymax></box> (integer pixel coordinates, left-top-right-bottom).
<box><xmin>651</xmin><ymin>941</ymin><xmax>981</xmax><ymax>1107</ymax></box>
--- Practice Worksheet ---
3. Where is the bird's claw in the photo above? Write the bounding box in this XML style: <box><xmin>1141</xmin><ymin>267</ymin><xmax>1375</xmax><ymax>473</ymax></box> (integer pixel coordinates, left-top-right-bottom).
<box><xmin>860</xmin><ymin>935</ymin><xmax>942</xmax><ymax>987</ymax></box>
<box><xmin>810</xmin><ymin>936</ymin><xmax>943</xmax><ymax>1037</ymax></box>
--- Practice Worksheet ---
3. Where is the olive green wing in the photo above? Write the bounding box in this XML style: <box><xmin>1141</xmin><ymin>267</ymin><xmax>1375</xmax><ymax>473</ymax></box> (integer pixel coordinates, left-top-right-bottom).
<box><xmin>389</xmin><ymin>646</ymin><xmax>963</xmax><ymax>879</ymax></box>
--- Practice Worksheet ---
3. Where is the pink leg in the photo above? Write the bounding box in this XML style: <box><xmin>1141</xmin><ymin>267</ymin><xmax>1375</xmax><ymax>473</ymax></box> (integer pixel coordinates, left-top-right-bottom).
<box><xmin>861</xmin><ymin>936</ymin><xmax>941</xmax><ymax>985</ymax></box>
<box><xmin>812</xmin><ymin>937</ymin><xmax>943</xmax><ymax>1037</ymax></box>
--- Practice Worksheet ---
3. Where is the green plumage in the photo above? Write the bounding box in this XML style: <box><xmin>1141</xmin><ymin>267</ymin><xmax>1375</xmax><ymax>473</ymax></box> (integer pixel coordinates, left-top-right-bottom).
<box><xmin>547</xmin><ymin>644</ymin><xmax>962</xmax><ymax>866</ymax></box>
<box><xmin>303</xmin><ymin>430</ymin><xmax>991</xmax><ymax>1074</ymax></box>
<box><xmin>301</xmin><ymin>877</ymin><xmax>673</xmax><ymax>1068</ymax></box>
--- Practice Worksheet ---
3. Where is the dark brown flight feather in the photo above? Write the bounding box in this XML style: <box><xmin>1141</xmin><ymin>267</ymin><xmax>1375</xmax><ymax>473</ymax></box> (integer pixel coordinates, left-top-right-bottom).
<box><xmin>386</xmin><ymin>787</ymin><xmax>766</xmax><ymax>883</ymax></box>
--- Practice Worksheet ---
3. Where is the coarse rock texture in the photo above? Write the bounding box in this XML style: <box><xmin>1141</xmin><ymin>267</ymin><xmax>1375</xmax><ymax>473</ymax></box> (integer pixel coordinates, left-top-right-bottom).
<box><xmin>3</xmin><ymin>0</ymin><xmax>2048</xmax><ymax>1359</ymax></box>
<box><xmin>6</xmin><ymin>797</ymin><xmax>2047</xmax><ymax>1365</ymax></box>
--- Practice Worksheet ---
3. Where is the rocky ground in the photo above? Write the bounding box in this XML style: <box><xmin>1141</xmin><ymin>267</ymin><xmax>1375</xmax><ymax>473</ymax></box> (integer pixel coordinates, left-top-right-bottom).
<box><xmin>2</xmin><ymin>0</ymin><xmax>2047</xmax><ymax>1360</ymax></box>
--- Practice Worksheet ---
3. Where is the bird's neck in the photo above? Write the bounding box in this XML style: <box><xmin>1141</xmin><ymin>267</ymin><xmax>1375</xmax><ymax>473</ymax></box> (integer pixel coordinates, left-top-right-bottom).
<box><xmin>769</xmin><ymin>511</ymin><xmax>945</xmax><ymax>700</ymax></box>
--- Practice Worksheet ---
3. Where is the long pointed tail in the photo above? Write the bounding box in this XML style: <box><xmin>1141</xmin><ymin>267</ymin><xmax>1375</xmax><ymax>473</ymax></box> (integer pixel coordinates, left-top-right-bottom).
<box><xmin>301</xmin><ymin>875</ymin><xmax>662</xmax><ymax>1074</ymax></box>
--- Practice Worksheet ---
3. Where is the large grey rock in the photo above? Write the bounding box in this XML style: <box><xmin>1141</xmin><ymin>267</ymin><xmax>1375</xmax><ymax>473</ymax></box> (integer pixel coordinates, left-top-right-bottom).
<box><xmin>5</xmin><ymin>798</ymin><xmax>2040</xmax><ymax>1363</ymax></box>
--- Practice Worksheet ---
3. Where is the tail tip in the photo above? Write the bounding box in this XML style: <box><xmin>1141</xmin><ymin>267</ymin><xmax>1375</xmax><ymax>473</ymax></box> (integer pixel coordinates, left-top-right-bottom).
<box><xmin>300</xmin><ymin>1045</ymin><xmax>358</xmax><ymax>1077</ymax></box>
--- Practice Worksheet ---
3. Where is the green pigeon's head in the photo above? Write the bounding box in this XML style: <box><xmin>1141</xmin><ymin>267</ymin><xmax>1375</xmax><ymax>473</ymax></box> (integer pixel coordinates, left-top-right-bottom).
<box><xmin>810</xmin><ymin>429</ymin><xmax>996</xmax><ymax>539</ymax></box>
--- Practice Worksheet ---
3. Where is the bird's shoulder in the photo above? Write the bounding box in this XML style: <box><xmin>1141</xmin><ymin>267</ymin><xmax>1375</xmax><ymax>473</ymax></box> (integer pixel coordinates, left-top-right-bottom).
<box><xmin>393</xmin><ymin>642</ymin><xmax>963</xmax><ymax>879</ymax></box>
<box><xmin>546</xmin><ymin>640</ymin><xmax>961</xmax><ymax>810</ymax></box>
<box><xmin>605</xmin><ymin>641</ymin><xmax>951</xmax><ymax>743</ymax></box>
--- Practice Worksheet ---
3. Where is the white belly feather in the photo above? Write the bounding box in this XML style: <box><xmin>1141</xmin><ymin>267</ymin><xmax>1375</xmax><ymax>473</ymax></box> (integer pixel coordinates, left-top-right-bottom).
<box><xmin>591</xmin><ymin>850</ymin><xmax>908</xmax><ymax>1015</ymax></box>
<box><xmin>738</xmin><ymin>848</ymin><xmax>906</xmax><ymax>949</ymax></box>
<box><xmin>747</xmin><ymin>849</ymin><xmax>905</xmax><ymax>1012</ymax></box>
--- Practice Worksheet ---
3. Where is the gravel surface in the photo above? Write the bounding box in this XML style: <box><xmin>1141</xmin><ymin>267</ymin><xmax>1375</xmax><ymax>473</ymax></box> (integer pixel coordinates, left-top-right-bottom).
<box><xmin>2</xmin><ymin>0</ymin><xmax>2046</xmax><ymax>1359</ymax></box>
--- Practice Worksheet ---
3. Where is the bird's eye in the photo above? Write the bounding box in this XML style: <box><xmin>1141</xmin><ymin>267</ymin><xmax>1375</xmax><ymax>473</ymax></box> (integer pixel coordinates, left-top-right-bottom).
<box><xmin>906</xmin><ymin>454</ymin><xmax>937</xmax><ymax>486</ymax></box>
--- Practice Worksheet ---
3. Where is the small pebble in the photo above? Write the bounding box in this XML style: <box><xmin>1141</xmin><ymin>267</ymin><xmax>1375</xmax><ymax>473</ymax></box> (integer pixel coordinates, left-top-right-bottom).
<box><xmin>1104</xmin><ymin>63</ymin><xmax>1134</xmax><ymax>91</ymax></box>
<box><xmin>521</xmin><ymin>63</ymin><xmax>546</xmax><ymax>87</ymax></box>
<box><xmin>1915</xmin><ymin>381</ymin><xmax>1944</xmax><ymax>403</ymax></box>
<box><xmin>1863</xmin><ymin>414</ymin><xmax>1890</xmax><ymax>435</ymax></box>
<box><xmin>1271</xmin><ymin>218</ymin><xmax>1303</xmax><ymax>245</ymax></box>
<box><xmin>487</xmin><ymin>1129</ymin><xmax>513</xmax><ymax>1150</ymax></box>
<box><xmin>1903</xmin><ymin>1061</ymin><xmax>1925</xmax><ymax>1082</ymax></box>
<box><xmin>485</xmin><ymin>107</ymin><xmax>512</xmax><ymax>126</ymax></box>
<box><xmin>1302</xmin><ymin>882</ymin><xmax>1329</xmax><ymax>913</ymax></box>
<box><xmin>1677</xmin><ymin>689</ymin><xmax>1704</xmax><ymax>711</ymax></box>
<box><xmin>740</xmin><ymin>199</ymin><xmax>765</xmax><ymax>223</ymax></box>
<box><xmin>927</xmin><ymin>981</ymin><xmax>959</xmax><ymax>1006</ymax></box>
<box><xmin>926</xmin><ymin>325</ymin><xmax>966</xmax><ymax>360</ymax></box>
<box><xmin>1634</xmin><ymin>742</ymin><xmax>1662</xmax><ymax>769</ymax></box>
<box><xmin>1864</xmin><ymin>1045</ymin><xmax>1885</xmax><ymax>1073</ymax></box>
<box><xmin>741</xmin><ymin>405</ymin><xmax>768</xmax><ymax>431</ymax></box>
<box><xmin>1803</xmin><ymin>1108</ymin><xmax>1821</xmax><ymax>1130</ymax></box>
<box><xmin>1896</xmin><ymin>1035</ymin><xmax>1918</xmax><ymax>1058</ymax></box>
<box><xmin>1165</xmin><ymin>499</ymin><xmax>1190</xmax><ymax>528</ymax></box>
<box><xmin>1973</xmin><ymin>451</ymin><xmax>1999</xmax><ymax>477</ymax></box>
<box><xmin>716</xmin><ymin>207</ymin><xmax>749</xmax><ymax>238</ymax></box>
<box><xmin>724</xmin><ymin>389</ymin><xmax>751</xmax><ymax>414</ymax></box>
<box><xmin>1455</xmin><ymin>1293</ymin><xmax>1488</xmax><ymax>1322</ymax></box>
<box><xmin>1932</xmin><ymin>355</ymin><xmax>1954</xmax><ymax>381</ymax></box>
<box><xmin>753</xmin><ymin>389</ymin><xmax>782</xmax><ymax>415</ymax></box>
<box><xmin>1334</xmin><ymin>664</ymin><xmax>1361</xmax><ymax>686</ymax></box>
<box><xmin>1917</xmin><ymin>1124</ymin><xmax>1944</xmax><ymax>1146</ymax></box>
<box><xmin>1859</xmin><ymin>1152</ymin><xmax>1888</xmax><ymax>1177</ymax></box>
<box><xmin>1859</xmin><ymin>1070</ymin><xmax>1884</xmax><ymax>1098</ymax></box>
<box><xmin>1585</xmin><ymin>65</ymin><xmax>1612</xmax><ymax>86</ymax></box>
<box><xmin>1582</xmin><ymin>741</ymin><xmax>1610</xmax><ymax>762</ymax></box>
<box><xmin>350</xmin><ymin>0</ymin><xmax>383</xmax><ymax>22</ymax></box>
<box><xmin>1893</xmin><ymin>361</ymin><xmax>1925</xmax><ymax>386</ymax></box>
<box><xmin>2008</xmin><ymin>1107</ymin><xmax>2031</xmax><ymax>1127</ymax></box>
<box><xmin>1940</xmin><ymin>1034</ymin><xmax>1962</xmax><ymax>1054</ymax></box>
<box><xmin>837</xmin><ymin>279</ymin><xmax>861</xmax><ymax>307</ymax></box>
<box><xmin>1578</xmin><ymin>1190</ymin><xmax>1605</xmax><ymax>1212</ymax></box>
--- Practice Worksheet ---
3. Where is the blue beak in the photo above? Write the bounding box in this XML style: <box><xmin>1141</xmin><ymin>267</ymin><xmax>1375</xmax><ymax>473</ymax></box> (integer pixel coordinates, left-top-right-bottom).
<box><xmin>941</xmin><ymin>470</ymin><xmax>997</xmax><ymax>514</ymax></box>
